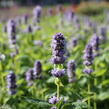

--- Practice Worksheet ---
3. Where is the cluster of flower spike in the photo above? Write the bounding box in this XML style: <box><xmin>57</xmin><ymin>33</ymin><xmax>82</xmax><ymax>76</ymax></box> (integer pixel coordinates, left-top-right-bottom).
<box><xmin>26</xmin><ymin>60</ymin><xmax>42</xmax><ymax>86</ymax></box>
<box><xmin>7</xmin><ymin>71</ymin><xmax>17</xmax><ymax>95</ymax></box>
<box><xmin>83</xmin><ymin>44</ymin><xmax>94</xmax><ymax>74</ymax></box>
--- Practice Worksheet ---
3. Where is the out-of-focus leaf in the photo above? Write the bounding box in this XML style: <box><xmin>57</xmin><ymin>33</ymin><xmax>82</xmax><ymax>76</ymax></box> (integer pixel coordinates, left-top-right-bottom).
<box><xmin>21</xmin><ymin>96</ymin><xmax>52</xmax><ymax>108</ymax></box>
<box><xmin>95</xmin><ymin>69</ymin><xmax>106</xmax><ymax>77</ymax></box>
<box><xmin>97</xmin><ymin>90</ymin><xmax>109</xmax><ymax>101</ymax></box>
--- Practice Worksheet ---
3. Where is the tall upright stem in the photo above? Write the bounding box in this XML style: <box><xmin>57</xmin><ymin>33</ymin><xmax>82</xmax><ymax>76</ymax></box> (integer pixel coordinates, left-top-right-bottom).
<box><xmin>57</xmin><ymin>84</ymin><xmax>60</xmax><ymax>99</ymax></box>
<box><xmin>88</xmin><ymin>81</ymin><xmax>91</xmax><ymax>109</ymax></box>
<box><xmin>94</xmin><ymin>78</ymin><xmax>97</xmax><ymax>109</ymax></box>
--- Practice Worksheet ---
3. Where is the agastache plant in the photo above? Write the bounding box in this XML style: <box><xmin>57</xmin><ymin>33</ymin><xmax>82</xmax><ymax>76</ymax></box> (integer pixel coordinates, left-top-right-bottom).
<box><xmin>49</xmin><ymin>33</ymin><xmax>66</xmax><ymax>107</ymax></box>
<box><xmin>7</xmin><ymin>19</ymin><xmax>17</xmax><ymax>46</ymax></box>
<box><xmin>7</xmin><ymin>71</ymin><xmax>17</xmax><ymax>95</ymax></box>
<box><xmin>83</xmin><ymin>44</ymin><xmax>94</xmax><ymax>74</ymax></box>
<box><xmin>51</xmin><ymin>33</ymin><xmax>66</xmax><ymax>77</ymax></box>
<box><xmin>7</xmin><ymin>19</ymin><xmax>19</xmax><ymax>58</ymax></box>
<box><xmin>33</xmin><ymin>60</ymin><xmax>42</xmax><ymax>79</ymax></box>
<box><xmin>83</xmin><ymin>43</ymin><xmax>95</xmax><ymax>109</ymax></box>
<box><xmin>23</xmin><ymin>14</ymin><xmax>28</xmax><ymax>24</ymax></box>
<box><xmin>67</xmin><ymin>60</ymin><xmax>76</xmax><ymax>83</ymax></box>
<box><xmin>7</xmin><ymin>19</ymin><xmax>16</xmax><ymax>36</ymax></box>
<box><xmin>51</xmin><ymin>33</ymin><xmax>66</xmax><ymax>65</ymax></box>
<box><xmin>90</xmin><ymin>34</ymin><xmax>100</xmax><ymax>57</ymax></box>
<box><xmin>100</xmin><ymin>27</ymin><xmax>107</xmax><ymax>42</ymax></box>
<box><xmin>72</xmin><ymin>37</ymin><xmax>78</xmax><ymax>48</ymax></box>
<box><xmin>26</xmin><ymin>68</ymin><xmax>34</xmax><ymax>86</ymax></box>
<box><xmin>33</xmin><ymin>5</ymin><xmax>42</xmax><ymax>24</ymax></box>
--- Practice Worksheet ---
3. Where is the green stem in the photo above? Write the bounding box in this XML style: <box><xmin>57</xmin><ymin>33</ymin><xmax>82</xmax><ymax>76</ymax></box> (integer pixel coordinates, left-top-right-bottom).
<box><xmin>0</xmin><ymin>61</ymin><xmax>4</xmax><ymax>87</ymax></box>
<box><xmin>57</xmin><ymin>84</ymin><xmax>60</xmax><ymax>99</ymax></box>
<box><xmin>94</xmin><ymin>78</ymin><xmax>97</xmax><ymax>109</ymax></box>
<box><xmin>88</xmin><ymin>81</ymin><xmax>91</xmax><ymax>109</ymax></box>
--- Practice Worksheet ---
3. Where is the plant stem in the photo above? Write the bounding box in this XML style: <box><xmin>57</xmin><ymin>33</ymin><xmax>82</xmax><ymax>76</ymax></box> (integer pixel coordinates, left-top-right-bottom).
<box><xmin>0</xmin><ymin>61</ymin><xmax>4</xmax><ymax>87</ymax></box>
<box><xmin>88</xmin><ymin>81</ymin><xmax>91</xmax><ymax>109</ymax></box>
<box><xmin>57</xmin><ymin>84</ymin><xmax>60</xmax><ymax>99</ymax></box>
<box><xmin>94</xmin><ymin>78</ymin><xmax>97</xmax><ymax>109</ymax></box>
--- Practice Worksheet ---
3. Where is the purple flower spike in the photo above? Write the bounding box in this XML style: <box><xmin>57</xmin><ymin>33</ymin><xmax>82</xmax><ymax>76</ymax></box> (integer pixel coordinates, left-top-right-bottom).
<box><xmin>83</xmin><ymin>43</ymin><xmax>94</xmax><ymax>74</ymax></box>
<box><xmin>91</xmin><ymin>34</ymin><xmax>99</xmax><ymax>51</ymax></box>
<box><xmin>67</xmin><ymin>60</ymin><xmax>76</xmax><ymax>83</ymax></box>
<box><xmin>7</xmin><ymin>19</ymin><xmax>16</xmax><ymax>36</ymax></box>
<box><xmin>100</xmin><ymin>27</ymin><xmax>106</xmax><ymax>37</ymax></box>
<box><xmin>26</xmin><ymin>68</ymin><xmax>34</xmax><ymax>86</ymax></box>
<box><xmin>83</xmin><ymin>44</ymin><xmax>94</xmax><ymax>66</ymax></box>
<box><xmin>33</xmin><ymin>5</ymin><xmax>42</xmax><ymax>23</ymax></box>
<box><xmin>72</xmin><ymin>38</ymin><xmax>78</xmax><ymax>47</ymax></box>
<box><xmin>33</xmin><ymin>60</ymin><xmax>42</xmax><ymax>79</ymax></box>
<box><xmin>51</xmin><ymin>33</ymin><xmax>66</xmax><ymax>64</ymax></box>
<box><xmin>7</xmin><ymin>71</ymin><xmax>17</xmax><ymax>95</ymax></box>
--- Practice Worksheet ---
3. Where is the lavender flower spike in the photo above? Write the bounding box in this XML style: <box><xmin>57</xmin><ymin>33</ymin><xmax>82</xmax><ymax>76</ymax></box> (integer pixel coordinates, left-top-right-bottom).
<box><xmin>83</xmin><ymin>44</ymin><xmax>94</xmax><ymax>66</ymax></box>
<box><xmin>51</xmin><ymin>33</ymin><xmax>66</xmax><ymax>64</ymax></box>
<box><xmin>7</xmin><ymin>19</ymin><xmax>16</xmax><ymax>36</ymax></box>
<box><xmin>90</xmin><ymin>34</ymin><xmax>100</xmax><ymax>56</ymax></box>
<box><xmin>26</xmin><ymin>68</ymin><xmax>34</xmax><ymax>86</ymax></box>
<box><xmin>91</xmin><ymin>34</ymin><xmax>99</xmax><ymax>51</ymax></box>
<box><xmin>33</xmin><ymin>60</ymin><xmax>42</xmax><ymax>79</ymax></box>
<box><xmin>83</xmin><ymin>43</ymin><xmax>94</xmax><ymax>74</ymax></box>
<box><xmin>67</xmin><ymin>60</ymin><xmax>76</xmax><ymax>82</ymax></box>
<box><xmin>33</xmin><ymin>5</ymin><xmax>42</xmax><ymax>23</ymax></box>
<box><xmin>7</xmin><ymin>71</ymin><xmax>17</xmax><ymax>95</ymax></box>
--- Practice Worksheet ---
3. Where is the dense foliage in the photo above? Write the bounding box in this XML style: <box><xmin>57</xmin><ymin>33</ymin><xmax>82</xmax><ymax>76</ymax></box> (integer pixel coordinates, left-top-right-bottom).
<box><xmin>0</xmin><ymin>5</ymin><xmax>109</xmax><ymax>109</ymax></box>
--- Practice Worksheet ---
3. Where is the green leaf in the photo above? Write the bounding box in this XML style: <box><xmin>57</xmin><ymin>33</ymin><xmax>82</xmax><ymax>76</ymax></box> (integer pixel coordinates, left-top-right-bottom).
<box><xmin>95</xmin><ymin>69</ymin><xmax>106</xmax><ymax>77</ymax></box>
<box><xmin>61</xmin><ymin>103</ymin><xmax>74</xmax><ymax>109</ymax></box>
<box><xmin>72</xmin><ymin>101</ymin><xmax>90</xmax><ymax>109</ymax></box>
<box><xmin>21</xmin><ymin>96</ymin><xmax>52</xmax><ymax>108</ymax></box>
<box><xmin>97</xmin><ymin>90</ymin><xmax>109</xmax><ymax>101</ymax></box>
<box><xmin>102</xmin><ymin>79</ymin><xmax>109</xmax><ymax>86</ymax></box>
